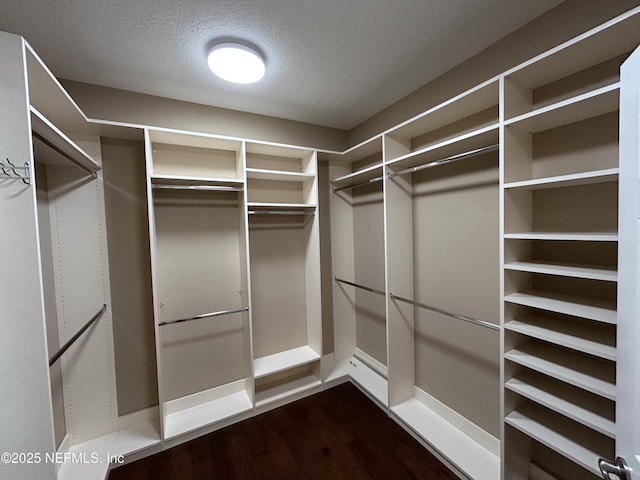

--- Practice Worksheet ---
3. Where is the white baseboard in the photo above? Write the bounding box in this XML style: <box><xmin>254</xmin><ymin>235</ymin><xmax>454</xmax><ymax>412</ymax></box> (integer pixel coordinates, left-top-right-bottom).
<box><xmin>413</xmin><ymin>385</ymin><xmax>500</xmax><ymax>456</ymax></box>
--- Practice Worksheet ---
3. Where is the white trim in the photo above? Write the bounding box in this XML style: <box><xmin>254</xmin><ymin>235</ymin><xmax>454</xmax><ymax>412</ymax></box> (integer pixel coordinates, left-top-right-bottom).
<box><xmin>354</xmin><ymin>347</ymin><xmax>387</xmax><ymax>378</ymax></box>
<box><xmin>117</xmin><ymin>406</ymin><xmax>160</xmax><ymax>431</ymax></box>
<box><xmin>413</xmin><ymin>385</ymin><xmax>500</xmax><ymax>456</ymax></box>
<box><xmin>164</xmin><ymin>379</ymin><xmax>246</xmax><ymax>416</ymax></box>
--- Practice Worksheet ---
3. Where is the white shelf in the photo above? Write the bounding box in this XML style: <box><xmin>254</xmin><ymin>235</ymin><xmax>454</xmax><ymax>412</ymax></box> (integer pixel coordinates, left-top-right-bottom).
<box><xmin>255</xmin><ymin>373</ymin><xmax>321</xmax><ymax>407</ymax></box>
<box><xmin>503</xmin><ymin>168</ymin><xmax>619</xmax><ymax>191</ymax></box>
<box><xmin>30</xmin><ymin>107</ymin><xmax>100</xmax><ymax>172</ymax></box>
<box><xmin>504</xmin><ymin>83</ymin><xmax>619</xmax><ymax>134</ymax></box>
<box><xmin>150</xmin><ymin>174</ymin><xmax>244</xmax><ymax>186</ymax></box>
<box><xmin>245</xmin><ymin>142</ymin><xmax>314</xmax><ymax>161</ymax></box>
<box><xmin>246</xmin><ymin>168</ymin><xmax>315</xmax><ymax>182</ymax></box>
<box><xmin>339</xmin><ymin>136</ymin><xmax>383</xmax><ymax>164</ymax></box>
<box><xmin>506</xmin><ymin>372</ymin><xmax>615</xmax><ymax>438</ymax></box>
<box><xmin>149</xmin><ymin>128</ymin><xmax>242</xmax><ymax>151</ymax></box>
<box><xmin>392</xmin><ymin>398</ymin><xmax>499</xmax><ymax>480</ymax></box>
<box><xmin>504</xmin><ymin>261</ymin><xmax>617</xmax><ymax>282</ymax></box>
<box><xmin>387</xmin><ymin>78</ymin><xmax>498</xmax><ymax>140</ymax></box>
<box><xmin>163</xmin><ymin>390</ymin><xmax>252</xmax><ymax>440</ymax></box>
<box><xmin>505</xmin><ymin>343</ymin><xmax>615</xmax><ymax>400</ymax></box>
<box><xmin>25</xmin><ymin>44</ymin><xmax>95</xmax><ymax>135</ymax></box>
<box><xmin>503</xmin><ymin>9</ymin><xmax>640</xmax><ymax>90</ymax></box>
<box><xmin>253</xmin><ymin>345</ymin><xmax>321</xmax><ymax>379</ymax></box>
<box><xmin>505</xmin><ymin>316</ymin><xmax>616</xmax><ymax>361</ymax></box>
<box><xmin>331</xmin><ymin>163</ymin><xmax>383</xmax><ymax>187</ymax></box>
<box><xmin>57</xmin><ymin>416</ymin><xmax>161</xmax><ymax>480</ymax></box>
<box><xmin>504</xmin><ymin>290</ymin><xmax>617</xmax><ymax>324</ymax></box>
<box><xmin>247</xmin><ymin>202</ymin><xmax>316</xmax><ymax>209</ymax></box>
<box><xmin>386</xmin><ymin>124</ymin><xmax>499</xmax><ymax>169</ymax></box>
<box><xmin>505</xmin><ymin>405</ymin><xmax>613</xmax><ymax>477</ymax></box>
<box><xmin>504</xmin><ymin>231</ymin><xmax>618</xmax><ymax>241</ymax></box>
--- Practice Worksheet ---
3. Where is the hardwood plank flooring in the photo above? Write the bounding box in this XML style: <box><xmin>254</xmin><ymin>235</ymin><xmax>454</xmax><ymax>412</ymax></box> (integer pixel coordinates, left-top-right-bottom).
<box><xmin>108</xmin><ymin>383</ymin><xmax>459</xmax><ymax>480</ymax></box>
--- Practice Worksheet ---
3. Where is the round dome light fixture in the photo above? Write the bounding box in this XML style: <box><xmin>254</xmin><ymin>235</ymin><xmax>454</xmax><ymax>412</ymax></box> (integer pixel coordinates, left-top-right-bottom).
<box><xmin>207</xmin><ymin>42</ymin><xmax>265</xmax><ymax>84</ymax></box>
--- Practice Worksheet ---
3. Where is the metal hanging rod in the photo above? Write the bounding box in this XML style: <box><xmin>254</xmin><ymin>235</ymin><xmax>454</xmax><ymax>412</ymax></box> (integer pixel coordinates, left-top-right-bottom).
<box><xmin>390</xmin><ymin>293</ymin><xmax>499</xmax><ymax>331</ymax></box>
<box><xmin>335</xmin><ymin>277</ymin><xmax>386</xmax><ymax>297</ymax></box>
<box><xmin>49</xmin><ymin>304</ymin><xmax>107</xmax><ymax>367</ymax></box>
<box><xmin>388</xmin><ymin>144</ymin><xmax>499</xmax><ymax>179</ymax></box>
<box><xmin>332</xmin><ymin>175</ymin><xmax>383</xmax><ymax>193</ymax></box>
<box><xmin>158</xmin><ymin>306</ymin><xmax>249</xmax><ymax>327</ymax></box>
<box><xmin>152</xmin><ymin>184</ymin><xmax>244</xmax><ymax>192</ymax></box>
<box><xmin>248</xmin><ymin>210</ymin><xmax>315</xmax><ymax>216</ymax></box>
<box><xmin>32</xmin><ymin>131</ymin><xmax>98</xmax><ymax>178</ymax></box>
<box><xmin>0</xmin><ymin>158</ymin><xmax>30</xmax><ymax>185</ymax></box>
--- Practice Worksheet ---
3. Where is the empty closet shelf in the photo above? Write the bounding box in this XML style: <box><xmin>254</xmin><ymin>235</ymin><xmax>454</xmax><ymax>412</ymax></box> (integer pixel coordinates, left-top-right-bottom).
<box><xmin>247</xmin><ymin>202</ymin><xmax>316</xmax><ymax>210</ymax></box>
<box><xmin>31</xmin><ymin>106</ymin><xmax>99</xmax><ymax>177</ymax></box>
<box><xmin>152</xmin><ymin>184</ymin><xmax>243</xmax><ymax>192</ymax></box>
<box><xmin>390</xmin><ymin>293</ymin><xmax>499</xmax><ymax>331</ymax></box>
<box><xmin>335</xmin><ymin>277</ymin><xmax>385</xmax><ymax>296</ymax></box>
<box><xmin>49</xmin><ymin>304</ymin><xmax>107</xmax><ymax>367</ymax></box>
<box><xmin>151</xmin><ymin>174</ymin><xmax>244</xmax><ymax>188</ymax></box>
<box><xmin>253</xmin><ymin>345</ymin><xmax>321</xmax><ymax>379</ymax></box>
<box><xmin>505</xmin><ymin>404</ymin><xmax>613</xmax><ymax>477</ymax></box>
<box><xmin>158</xmin><ymin>306</ymin><xmax>248</xmax><ymax>326</ymax></box>
<box><xmin>248</xmin><ymin>209</ymin><xmax>315</xmax><ymax>216</ymax></box>
<box><xmin>504</xmin><ymin>291</ymin><xmax>616</xmax><ymax>324</ymax></box>
<box><xmin>388</xmin><ymin>144</ymin><xmax>499</xmax><ymax>179</ymax></box>
<box><xmin>163</xmin><ymin>389</ymin><xmax>253</xmax><ymax>440</ymax></box>
<box><xmin>332</xmin><ymin>174</ymin><xmax>383</xmax><ymax>193</ymax></box>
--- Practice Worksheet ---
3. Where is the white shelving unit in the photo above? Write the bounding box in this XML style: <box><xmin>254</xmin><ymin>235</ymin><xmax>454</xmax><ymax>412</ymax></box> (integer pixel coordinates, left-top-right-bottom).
<box><xmin>1</xmin><ymin>34</ymin><xmax>161</xmax><ymax>480</ymax></box>
<box><xmin>326</xmin><ymin>135</ymin><xmax>388</xmax><ymax>403</ymax></box>
<box><xmin>499</xmin><ymin>13</ymin><xmax>638</xmax><ymax>477</ymax></box>
<box><xmin>384</xmin><ymin>76</ymin><xmax>501</xmax><ymax>479</ymax></box>
<box><xmin>327</xmin><ymin>78</ymin><xmax>502</xmax><ymax>480</ymax></box>
<box><xmin>145</xmin><ymin>128</ymin><xmax>253</xmax><ymax>442</ymax></box>
<box><xmin>3</xmin><ymin>8</ymin><xmax>640</xmax><ymax>479</ymax></box>
<box><xmin>505</xmin><ymin>372</ymin><xmax>615</xmax><ymax>438</ymax></box>
<box><xmin>505</xmin><ymin>406</ymin><xmax>613</xmax><ymax>477</ymax></box>
<box><xmin>245</xmin><ymin>141</ymin><xmax>323</xmax><ymax>413</ymax></box>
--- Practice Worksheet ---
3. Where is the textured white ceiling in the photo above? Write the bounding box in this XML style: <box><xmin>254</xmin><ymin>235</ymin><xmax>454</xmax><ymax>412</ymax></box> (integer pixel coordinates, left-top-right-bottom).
<box><xmin>1</xmin><ymin>0</ymin><xmax>563</xmax><ymax>130</ymax></box>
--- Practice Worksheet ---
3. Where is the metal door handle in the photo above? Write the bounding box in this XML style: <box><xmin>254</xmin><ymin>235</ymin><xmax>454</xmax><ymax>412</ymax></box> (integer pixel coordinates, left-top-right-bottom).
<box><xmin>599</xmin><ymin>457</ymin><xmax>631</xmax><ymax>480</ymax></box>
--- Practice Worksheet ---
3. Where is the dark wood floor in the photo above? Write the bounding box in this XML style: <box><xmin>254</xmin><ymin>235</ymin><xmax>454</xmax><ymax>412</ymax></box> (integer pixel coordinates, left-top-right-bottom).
<box><xmin>108</xmin><ymin>383</ymin><xmax>459</xmax><ymax>480</ymax></box>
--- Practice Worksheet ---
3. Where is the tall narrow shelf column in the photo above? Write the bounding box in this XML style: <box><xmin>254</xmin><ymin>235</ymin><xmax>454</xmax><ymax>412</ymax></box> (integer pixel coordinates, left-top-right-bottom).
<box><xmin>245</xmin><ymin>142</ymin><xmax>323</xmax><ymax>413</ymax></box>
<box><xmin>145</xmin><ymin>129</ymin><xmax>252</xmax><ymax>444</ymax></box>
<box><xmin>325</xmin><ymin>137</ymin><xmax>389</xmax><ymax>406</ymax></box>
<box><xmin>500</xmin><ymin>8</ymin><xmax>640</xmax><ymax>478</ymax></box>
<box><xmin>384</xmin><ymin>78</ymin><xmax>501</xmax><ymax>480</ymax></box>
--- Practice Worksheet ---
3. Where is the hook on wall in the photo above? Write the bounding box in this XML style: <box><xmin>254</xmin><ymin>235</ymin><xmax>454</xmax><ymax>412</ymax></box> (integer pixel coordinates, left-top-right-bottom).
<box><xmin>0</xmin><ymin>158</ymin><xmax>31</xmax><ymax>185</ymax></box>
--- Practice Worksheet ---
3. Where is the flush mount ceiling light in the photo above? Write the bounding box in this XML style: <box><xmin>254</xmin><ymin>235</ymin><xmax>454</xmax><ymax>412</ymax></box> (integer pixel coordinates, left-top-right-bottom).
<box><xmin>207</xmin><ymin>42</ymin><xmax>265</xmax><ymax>84</ymax></box>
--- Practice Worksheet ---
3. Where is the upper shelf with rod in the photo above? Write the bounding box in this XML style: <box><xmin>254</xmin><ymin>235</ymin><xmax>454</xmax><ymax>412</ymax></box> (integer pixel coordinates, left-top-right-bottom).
<box><xmin>329</xmin><ymin>136</ymin><xmax>383</xmax><ymax>192</ymax></box>
<box><xmin>31</xmin><ymin>107</ymin><xmax>100</xmax><ymax>177</ymax></box>
<box><xmin>24</xmin><ymin>41</ymin><xmax>103</xmax><ymax>179</ymax></box>
<box><xmin>384</xmin><ymin>78</ymin><xmax>499</xmax><ymax>165</ymax></box>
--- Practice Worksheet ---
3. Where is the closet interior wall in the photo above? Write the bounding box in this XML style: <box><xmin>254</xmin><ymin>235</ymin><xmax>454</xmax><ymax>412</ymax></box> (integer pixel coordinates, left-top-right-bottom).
<box><xmin>3</xmin><ymin>5</ymin><xmax>640</xmax><ymax>480</ymax></box>
<box><xmin>399</xmin><ymin>147</ymin><xmax>500</xmax><ymax>437</ymax></box>
<box><xmin>352</xmin><ymin>159</ymin><xmax>386</xmax><ymax>369</ymax></box>
<box><xmin>100</xmin><ymin>137</ymin><xmax>158</xmax><ymax>416</ymax></box>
